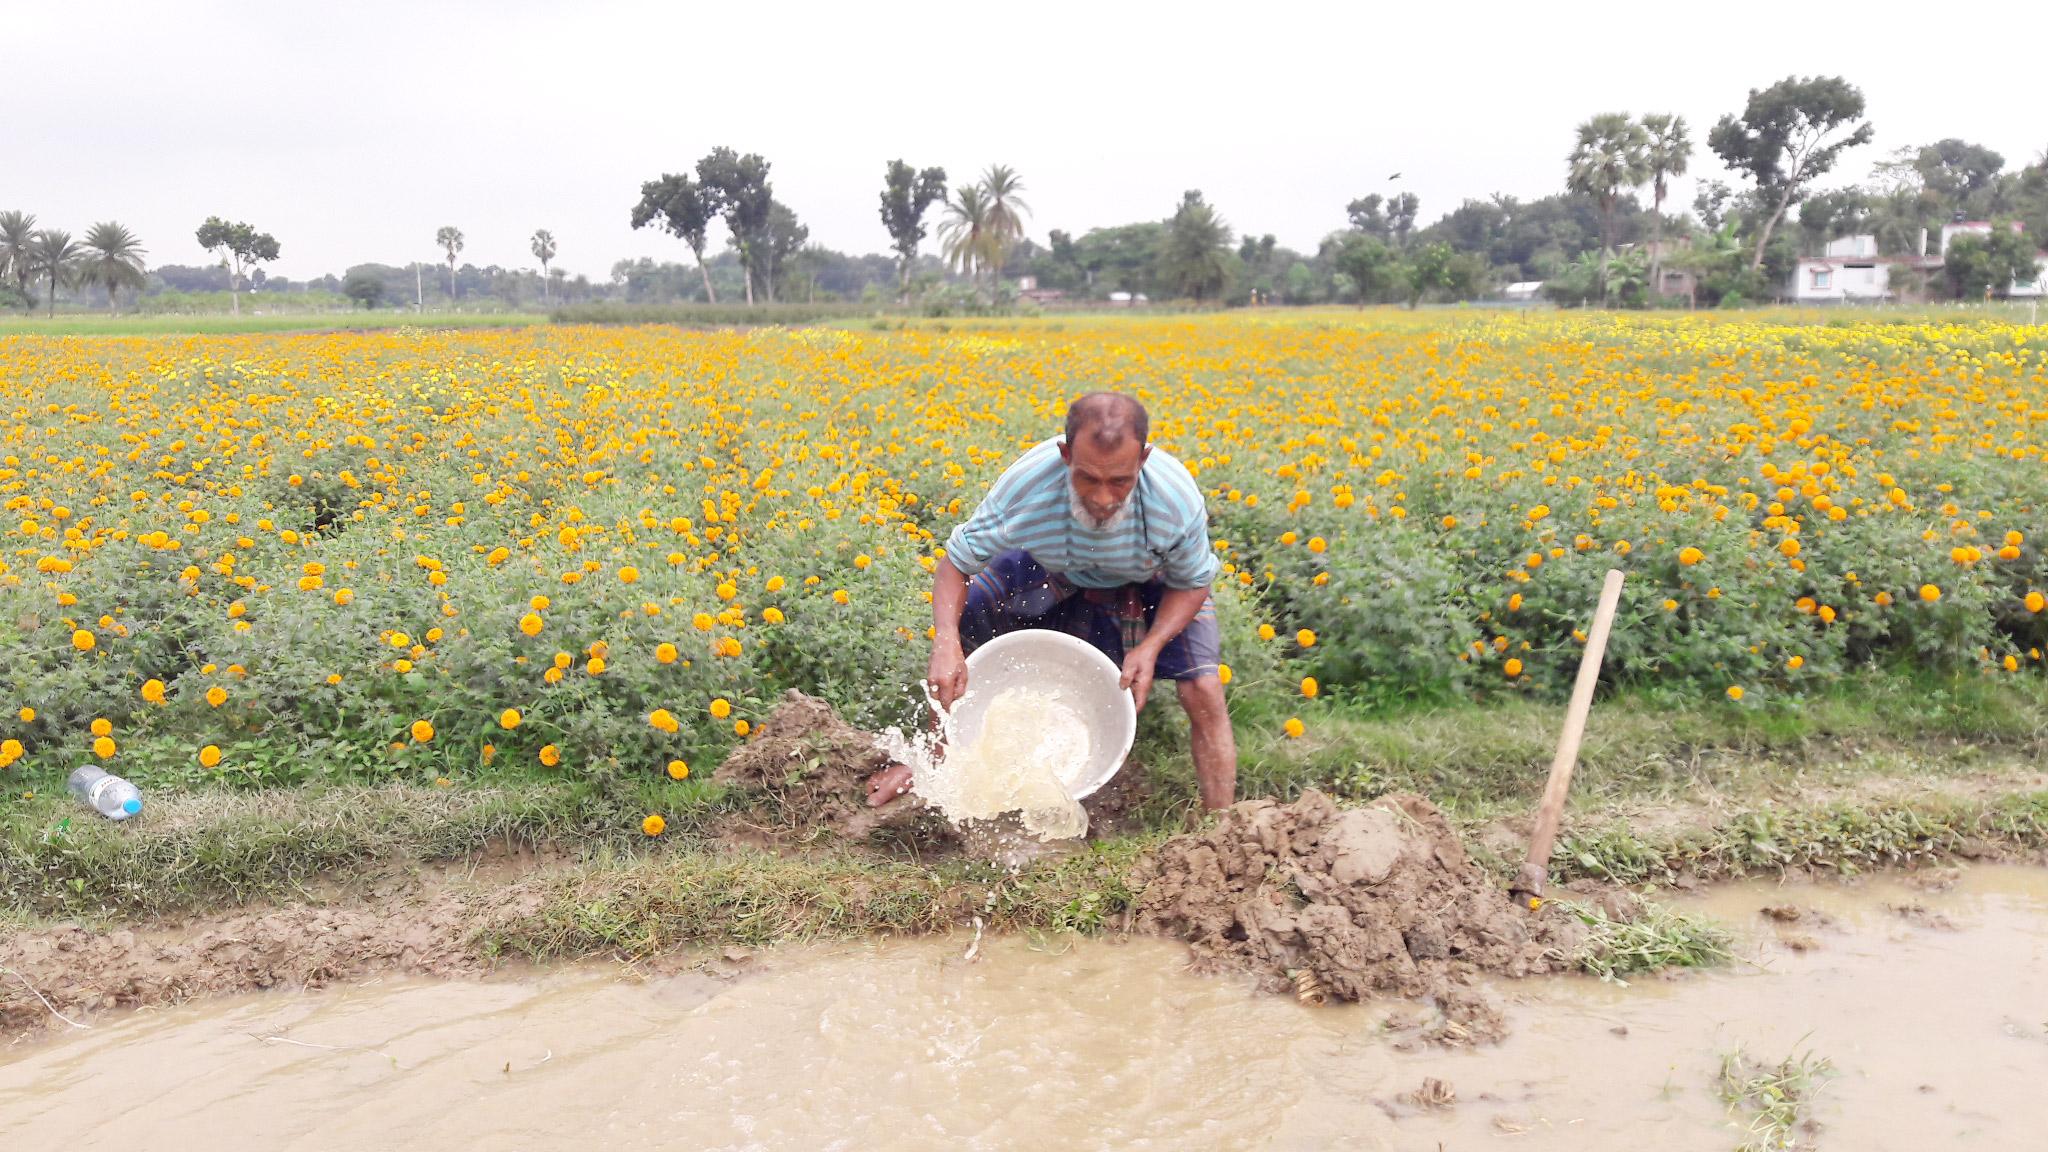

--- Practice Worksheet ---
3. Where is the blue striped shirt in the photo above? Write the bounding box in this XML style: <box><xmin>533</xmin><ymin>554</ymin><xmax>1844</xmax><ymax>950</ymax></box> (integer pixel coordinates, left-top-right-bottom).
<box><xmin>944</xmin><ymin>438</ymin><xmax>1220</xmax><ymax>590</ymax></box>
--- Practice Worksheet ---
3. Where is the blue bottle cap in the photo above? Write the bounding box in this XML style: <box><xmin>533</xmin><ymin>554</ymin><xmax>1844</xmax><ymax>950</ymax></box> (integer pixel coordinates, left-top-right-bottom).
<box><xmin>122</xmin><ymin>797</ymin><xmax>143</xmax><ymax>815</ymax></box>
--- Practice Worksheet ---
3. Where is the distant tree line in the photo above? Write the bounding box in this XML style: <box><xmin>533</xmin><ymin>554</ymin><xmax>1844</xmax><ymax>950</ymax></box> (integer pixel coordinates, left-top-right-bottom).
<box><xmin>9</xmin><ymin>71</ymin><xmax>2048</xmax><ymax>315</ymax></box>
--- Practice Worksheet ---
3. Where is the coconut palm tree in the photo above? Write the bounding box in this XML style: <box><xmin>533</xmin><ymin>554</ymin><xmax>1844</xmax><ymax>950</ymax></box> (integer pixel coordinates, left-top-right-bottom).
<box><xmin>978</xmin><ymin>165</ymin><xmax>1031</xmax><ymax>292</ymax></box>
<box><xmin>79</xmin><ymin>222</ymin><xmax>148</xmax><ymax>312</ymax></box>
<box><xmin>28</xmin><ymin>229</ymin><xmax>83</xmax><ymax>317</ymax></box>
<box><xmin>1640</xmin><ymin>114</ymin><xmax>1691</xmax><ymax>291</ymax></box>
<box><xmin>939</xmin><ymin>185</ymin><xmax>994</xmax><ymax>295</ymax></box>
<box><xmin>530</xmin><ymin>229</ymin><xmax>557</xmax><ymax>304</ymax></box>
<box><xmin>0</xmin><ymin>211</ymin><xmax>35</xmax><ymax>303</ymax></box>
<box><xmin>1566</xmin><ymin>114</ymin><xmax>1651</xmax><ymax>257</ymax></box>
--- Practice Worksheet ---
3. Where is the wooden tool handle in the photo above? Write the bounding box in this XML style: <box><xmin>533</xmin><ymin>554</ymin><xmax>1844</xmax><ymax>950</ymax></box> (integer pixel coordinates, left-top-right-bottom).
<box><xmin>1516</xmin><ymin>568</ymin><xmax>1626</xmax><ymax>897</ymax></box>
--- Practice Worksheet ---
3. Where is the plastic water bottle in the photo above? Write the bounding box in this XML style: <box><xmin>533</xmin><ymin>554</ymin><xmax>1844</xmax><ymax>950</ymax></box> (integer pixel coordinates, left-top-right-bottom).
<box><xmin>67</xmin><ymin>765</ymin><xmax>143</xmax><ymax>821</ymax></box>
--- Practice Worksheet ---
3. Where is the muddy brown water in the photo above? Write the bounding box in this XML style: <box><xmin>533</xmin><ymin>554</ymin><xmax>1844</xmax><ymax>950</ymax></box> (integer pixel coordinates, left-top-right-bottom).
<box><xmin>5</xmin><ymin>866</ymin><xmax>2047</xmax><ymax>1151</ymax></box>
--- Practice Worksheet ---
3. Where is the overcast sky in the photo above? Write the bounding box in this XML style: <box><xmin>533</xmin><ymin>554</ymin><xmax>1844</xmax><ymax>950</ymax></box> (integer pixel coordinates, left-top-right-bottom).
<box><xmin>10</xmin><ymin>0</ymin><xmax>2045</xmax><ymax>280</ymax></box>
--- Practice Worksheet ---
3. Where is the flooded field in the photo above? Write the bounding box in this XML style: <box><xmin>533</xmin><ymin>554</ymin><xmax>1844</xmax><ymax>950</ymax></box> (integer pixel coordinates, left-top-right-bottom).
<box><xmin>5</xmin><ymin>865</ymin><xmax>2047</xmax><ymax>1151</ymax></box>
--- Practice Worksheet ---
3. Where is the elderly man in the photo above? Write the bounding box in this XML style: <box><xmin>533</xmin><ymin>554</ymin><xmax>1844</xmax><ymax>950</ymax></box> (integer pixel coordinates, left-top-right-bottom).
<box><xmin>865</xmin><ymin>392</ymin><xmax>1238</xmax><ymax>811</ymax></box>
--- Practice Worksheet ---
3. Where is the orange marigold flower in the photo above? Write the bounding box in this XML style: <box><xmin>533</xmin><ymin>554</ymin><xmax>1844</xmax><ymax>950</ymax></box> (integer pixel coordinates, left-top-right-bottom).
<box><xmin>410</xmin><ymin>719</ymin><xmax>434</xmax><ymax>743</ymax></box>
<box><xmin>539</xmin><ymin>744</ymin><xmax>562</xmax><ymax>766</ymax></box>
<box><xmin>199</xmin><ymin>745</ymin><xmax>222</xmax><ymax>768</ymax></box>
<box><xmin>1282</xmin><ymin>717</ymin><xmax>1305</xmax><ymax>739</ymax></box>
<box><xmin>656</xmin><ymin>642</ymin><xmax>679</xmax><ymax>664</ymax></box>
<box><xmin>519</xmin><ymin>612</ymin><xmax>544</xmax><ymax>637</ymax></box>
<box><xmin>642</xmin><ymin>813</ymin><xmax>666</xmax><ymax>836</ymax></box>
<box><xmin>1300</xmin><ymin>677</ymin><xmax>1319</xmax><ymax>699</ymax></box>
<box><xmin>667</xmin><ymin>759</ymin><xmax>690</xmax><ymax>780</ymax></box>
<box><xmin>71</xmin><ymin>629</ymin><xmax>96</xmax><ymax>652</ymax></box>
<box><xmin>92</xmin><ymin>736</ymin><xmax>116</xmax><ymax>759</ymax></box>
<box><xmin>1504</xmin><ymin>658</ymin><xmax>1523</xmax><ymax>677</ymax></box>
<box><xmin>709</xmin><ymin>698</ymin><xmax>733</xmax><ymax>719</ymax></box>
<box><xmin>499</xmin><ymin>708</ymin><xmax>522</xmax><ymax>730</ymax></box>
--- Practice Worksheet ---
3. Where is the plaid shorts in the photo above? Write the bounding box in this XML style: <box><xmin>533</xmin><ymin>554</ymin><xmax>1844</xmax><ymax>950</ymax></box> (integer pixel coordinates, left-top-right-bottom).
<box><xmin>959</xmin><ymin>550</ymin><xmax>1222</xmax><ymax>681</ymax></box>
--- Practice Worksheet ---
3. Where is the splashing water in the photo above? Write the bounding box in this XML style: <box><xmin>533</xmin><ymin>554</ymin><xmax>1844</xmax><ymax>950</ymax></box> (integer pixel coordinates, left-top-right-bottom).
<box><xmin>876</xmin><ymin>683</ymin><xmax>1091</xmax><ymax>842</ymax></box>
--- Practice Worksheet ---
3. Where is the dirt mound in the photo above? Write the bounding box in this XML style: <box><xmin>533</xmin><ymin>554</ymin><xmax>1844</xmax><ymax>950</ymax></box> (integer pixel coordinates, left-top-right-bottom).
<box><xmin>713</xmin><ymin>690</ymin><xmax>918</xmax><ymax>842</ymax></box>
<box><xmin>0</xmin><ymin>897</ymin><xmax>493</xmax><ymax>1036</ymax></box>
<box><xmin>1132</xmin><ymin>789</ymin><xmax>1577</xmax><ymax>1042</ymax></box>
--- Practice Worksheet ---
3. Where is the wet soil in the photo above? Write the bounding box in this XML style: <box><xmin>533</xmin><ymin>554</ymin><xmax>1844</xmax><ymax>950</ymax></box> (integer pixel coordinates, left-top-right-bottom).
<box><xmin>1133</xmin><ymin>789</ymin><xmax>1581</xmax><ymax>1045</ymax></box>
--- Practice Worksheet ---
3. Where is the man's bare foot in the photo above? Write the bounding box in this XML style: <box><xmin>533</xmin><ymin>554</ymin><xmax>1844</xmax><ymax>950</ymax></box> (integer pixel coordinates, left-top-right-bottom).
<box><xmin>865</xmin><ymin>762</ymin><xmax>914</xmax><ymax>807</ymax></box>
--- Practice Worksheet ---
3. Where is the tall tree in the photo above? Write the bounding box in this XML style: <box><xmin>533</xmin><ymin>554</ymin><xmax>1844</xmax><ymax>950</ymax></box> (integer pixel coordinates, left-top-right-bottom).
<box><xmin>1386</xmin><ymin>192</ymin><xmax>1420</xmax><ymax>247</ymax></box>
<box><xmin>760</xmin><ymin>202</ymin><xmax>809</xmax><ymax>303</ymax></box>
<box><xmin>939</xmin><ymin>185</ymin><xmax>994</xmax><ymax>292</ymax></box>
<box><xmin>978</xmin><ymin>165</ymin><xmax>1031</xmax><ymax>291</ymax></box>
<box><xmin>194</xmin><ymin>217</ymin><xmax>280</xmax><ymax>315</ymax></box>
<box><xmin>1158</xmin><ymin>190</ymin><xmax>1234</xmax><ymax>300</ymax></box>
<box><xmin>1708</xmin><ymin>75</ymin><xmax>1875</xmax><ymax>271</ymax></box>
<box><xmin>630</xmin><ymin>173</ymin><xmax>719</xmax><ymax>302</ymax></box>
<box><xmin>27</xmin><ymin>230</ymin><xmax>83</xmax><ymax>317</ymax></box>
<box><xmin>1566</xmin><ymin>113</ymin><xmax>1651</xmax><ymax>256</ymax></box>
<box><xmin>1943</xmin><ymin>224</ymin><xmax>2039</xmax><ymax>300</ymax></box>
<box><xmin>79</xmin><ymin>222</ymin><xmax>147</xmax><ymax>312</ymax></box>
<box><xmin>435</xmin><ymin>226</ymin><xmax>465</xmax><ymax>297</ymax></box>
<box><xmin>0</xmin><ymin>211</ymin><xmax>36</xmax><ymax>303</ymax></box>
<box><xmin>529</xmin><ymin>229</ymin><xmax>557</xmax><ymax>303</ymax></box>
<box><xmin>1330</xmin><ymin>232</ymin><xmax>1396</xmax><ymax>305</ymax></box>
<box><xmin>696</xmin><ymin>148</ymin><xmax>774</xmax><ymax>305</ymax></box>
<box><xmin>1915</xmin><ymin>139</ymin><xmax>2005</xmax><ymax>206</ymax></box>
<box><xmin>878</xmin><ymin>160</ymin><xmax>948</xmax><ymax>303</ymax></box>
<box><xmin>1346</xmin><ymin>194</ymin><xmax>1389</xmax><ymax>240</ymax></box>
<box><xmin>1640</xmin><ymin>113</ymin><xmax>1691</xmax><ymax>287</ymax></box>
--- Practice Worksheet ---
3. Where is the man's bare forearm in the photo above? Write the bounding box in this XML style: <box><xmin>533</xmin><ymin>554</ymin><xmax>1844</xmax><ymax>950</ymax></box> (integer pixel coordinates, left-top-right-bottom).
<box><xmin>932</xmin><ymin>557</ymin><xmax>969</xmax><ymax>644</ymax></box>
<box><xmin>1140</xmin><ymin>584</ymin><xmax>1210</xmax><ymax>653</ymax></box>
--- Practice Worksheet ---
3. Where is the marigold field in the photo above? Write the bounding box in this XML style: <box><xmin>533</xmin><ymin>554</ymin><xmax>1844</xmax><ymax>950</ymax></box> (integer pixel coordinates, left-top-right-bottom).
<box><xmin>1</xmin><ymin>313</ymin><xmax>2044</xmax><ymax>801</ymax></box>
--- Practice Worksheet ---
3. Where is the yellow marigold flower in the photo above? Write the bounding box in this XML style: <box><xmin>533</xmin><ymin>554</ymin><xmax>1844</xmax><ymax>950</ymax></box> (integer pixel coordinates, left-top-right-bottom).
<box><xmin>1300</xmin><ymin>677</ymin><xmax>1319</xmax><ymax>699</ymax></box>
<box><xmin>553</xmin><ymin>651</ymin><xmax>573</xmax><ymax>669</ymax></box>
<box><xmin>656</xmin><ymin>642</ymin><xmax>679</xmax><ymax>664</ymax></box>
<box><xmin>1875</xmin><ymin>590</ymin><xmax>1894</xmax><ymax>607</ymax></box>
<box><xmin>1440</xmin><ymin>515</ymin><xmax>1458</xmax><ymax>530</ymax></box>
<box><xmin>1504</xmin><ymin>658</ymin><xmax>1523</xmax><ymax>678</ymax></box>
<box><xmin>642</xmin><ymin>813</ymin><xmax>666</xmax><ymax>837</ymax></box>
<box><xmin>499</xmin><ymin>708</ymin><xmax>522</xmax><ymax>730</ymax></box>
<box><xmin>227</xmin><ymin>600</ymin><xmax>247</xmax><ymax>619</ymax></box>
<box><xmin>410</xmin><ymin>719</ymin><xmax>434</xmax><ymax>743</ymax></box>
<box><xmin>91</xmin><ymin>717</ymin><xmax>112</xmax><ymax>737</ymax></box>
<box><xmin>693</xmin><ymin>612</ymin><xmax>715</xmax><ymax>631</ymax></box>
<box><xmin>766</xmin><ymin>576</ymin><xmax>786</xmax><ymax>593</ymax></box>
<box><xmin>1296</xmin><ymin>629</ymin><xmax>1316</xmax><ymax>648</ymax></box>
<box><xmin>334</xmin><ymin>588</ymin><xmax>355</xmax><ymax>606</ymax></box>
<box><xmin>667</xmin><ymin>759</ymin><xmax>690</xmax><ymax>780</ymax></box>
<box><xmin>1787</xmin><ymin>655</ymin><xmax>1804</xmax><ymax>670</ymax></box>
<box><xmin>586</xmin><ymin>656</ymin><xmax>607</xmax><ymax>675</ymax></box>
<box><xmin>1508</xmin><ymin>592</ymin><xmax>1523</xmax><ymax>612</ymax></box>
<box><xmin>1919</xmin><ymin>584</ymin><xmax>1941</xmax><ymax>602</ymax></box>
<box><xmin>649</xmin><ymin>708</ymin><xmax>678</xmax><ymax>733</ymax></box>
<box><xmin>92</xmin><ymin>736</ymin><xmax>116</xmax><ymax>759</ymax></box>
<box><xmin>2004</xmin><ymin>655</ymin><xmax>2020</xmax><ymax>672</ymax></box>
<box><xmin>1726</xmin><ymin>686</ymin><xmax>1744</xmax><ymax>701</ymax></box>
<box><xmin>763</xmin><ymin>606</ymin><xmax>785</xmax><ymax>624</ymax></box>
<box><xmin>199</xmin><ymin>745</ymin><xmax>222</xmax><ymax>768</ymax></box>
<box><xmin>519</xmin><ymin>612</ymin><xmax>544</xmax><ymax>637</ymax></box>
<box><xmin>16</xmin><ymin>707</ymin><xmax>33</xmax><ymax>723</ymax></box>
<box><xmin>735</xmin><ymin>719</ymin><xmax>751</xmax><ymax>736</ymax></box>
<box><xmin>141</xmin><ymin>679</ymin><xmax>167</xmax><ymax>704</ymax></box>
<box><xmin>1257</xmin><ymin>624</ymin><xmax>1276</xmax><ymax>641</ymax></box>
<box><xmin>854</xmin><ymin>554</ymin><xmax>872</xmax><ymax>569</ymax></box>
<box><xmin>529</xmin><ymin>594</ymin><xmax>552</xmax><ymax>612</ymax></box>
<box><xmin>72</xmin><ymin>629</ymin><xmax>96</xmax><ymax>652</ymax></box>
<box><xmin>717</xmin><ymin>582</ymin><xmax>738</xmax><ymax>601</ymax></box>
<box><xmin>1282</xmin><ymin>717</ymin><xmax>1305</xmax><ymax>739</ymax></box>
<box><xmin>618</xmin><ymin>566</ymin><xmax>641</xmax><ymax>584</ymax></box>
<box><xmin>709</xmin><ymin>698</ymin><xmax>733</xmax><ymax>719</ymax></box>
<box><xmin>539</xmin><ymin>744</ymin><xmax>562</xmax><ymax>766</ymax></box>
<box><xmin>1678</xmin><ymin>546</ymin><xmax>1703</xmax><ymax>566</ymax></box>
<box><xmin>1307</xmin><ymin>536</ymin><xmax>1327</xmax><ymax>554</ymax></box>
<box><xmin>393</xmin><ymin>659</ymin><xmax>414</xmax><ymax>674</ymax></box>
<box><xmin>833</xmin><ymin>589</ymin><xmax>851</xmax><ymax>605</ymax></box>
<box><xmin>1216</xmin><ymin>663</ymin><xmax>1232</xmax><ymax>686</ymax></box>
<box><xmin>389</xmin><ymin>632</ymin><xmax>411</xmax><ymax>648</ymax></box>
<box><xmin>2026</xmin><ymin>591</ymin><xmax>2045</xmax><ymax>614</ymax></box>
<box><xmin>1280</xmin><ymin>531</ymin><xmax>1299</xmax><ymax>546</ymax></box>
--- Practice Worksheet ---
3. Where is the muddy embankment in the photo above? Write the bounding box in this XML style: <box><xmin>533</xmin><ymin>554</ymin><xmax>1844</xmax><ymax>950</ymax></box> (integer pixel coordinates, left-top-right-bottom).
<box><xmin>0</xmin><ymin>692</ymin><xmax>1967</xmax><ymax>1041</ymax></box>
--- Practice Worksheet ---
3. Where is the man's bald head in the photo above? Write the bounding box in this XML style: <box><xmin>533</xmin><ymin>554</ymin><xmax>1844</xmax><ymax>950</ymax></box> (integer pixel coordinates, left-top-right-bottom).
<box><xmin>1065</xmin><ymin>392</ymin><xmax>1149</xmax><ymax>452</ymax></box>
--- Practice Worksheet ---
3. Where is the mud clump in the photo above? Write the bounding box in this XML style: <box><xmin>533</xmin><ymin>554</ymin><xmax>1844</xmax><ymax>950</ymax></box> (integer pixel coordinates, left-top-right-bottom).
<box><xmin>713</xmin><ymin>690</ymin><xmax>929</xmax><ymax>843</ymax></box>
<box><xmin>1132</xmin><ymin>789</ymin><xmax>1576</xmax><ymax>1042</ymax></box>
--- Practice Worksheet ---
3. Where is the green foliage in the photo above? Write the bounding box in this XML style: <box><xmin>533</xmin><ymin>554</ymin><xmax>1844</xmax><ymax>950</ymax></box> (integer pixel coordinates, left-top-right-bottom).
<box><xmin>1158</xmin><ymin>190</ymin><xmax>1234</xmax><ymax>301</ymax></box>
<box><xmin>1942</xmin><ymin>224</ymin><xmax>2040</xmax><ymax>300</ymax></box>
<box><xmin>1707</xmin><ymin>75</ymin><xmax>1875</xmax><ymax>269</ymax></box>
<box><xmin>878</xmin><ymin>161</ymin><xmax>948</xmax><ymax>300</ymax></box>
<box><xmin>342</xmin><ymin>267</ymin><xmax>386</xmax><ymax>309</ymax></box>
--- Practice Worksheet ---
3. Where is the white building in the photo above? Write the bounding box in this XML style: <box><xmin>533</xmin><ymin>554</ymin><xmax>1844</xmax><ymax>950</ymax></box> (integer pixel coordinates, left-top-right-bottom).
<box><xmin>1789</xmin><ymin>234</ymin><xmax>1901</xmax><ymax>302</ymax></box>
<box><xmin>1788</xmin><ymin>226</ymin><xmax>2047</xmax><ymax>301</ymax></box>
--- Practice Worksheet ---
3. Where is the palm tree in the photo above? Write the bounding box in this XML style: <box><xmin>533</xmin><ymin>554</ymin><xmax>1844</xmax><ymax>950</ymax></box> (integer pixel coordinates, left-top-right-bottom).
<box><xmin>939</xmin><ymin>185</ymin><xmax>994</xmax><ymax>295</ymax></box>
<box><xmin>978</xmin><ymin>165</ymin><xmax>1031</xmax><ymax>293</ymax></box>
<box><xmin>435</xmin><ymin>226</ymin><xmax>464</xmax><ymax>299</ymax></box>
<box><xmin>1640</xmin><ymin>114</ymin><xmax>1691</xmax><ymax>293</ymax></box>
<box><xmin>1160</xmin><ymin>191</ymin><xmax>1233</xmax><ymax>300</ymax></box>
<box><xmin>28</xmin><ymin>230</ymin><xmax>83</xmax><ymax>317</ymax></box>
<box><xmin>1566</xmin><ymin>113</ymin><xmax>1652</xmax><ymax>258</ymax></box>
<box><xmin>0</xmin><ymin>211</ymin><xmax>35</xmax><ymax>303</ymax></box>
<box><xmin>530</xmin><ymin>229</ymin><xmax>557</xmax><ymax>304</ymax></box>
<box><xmin>79</xmin><ymin>222</ymin><xmax>148</xmax><ymax>312</ymax></box>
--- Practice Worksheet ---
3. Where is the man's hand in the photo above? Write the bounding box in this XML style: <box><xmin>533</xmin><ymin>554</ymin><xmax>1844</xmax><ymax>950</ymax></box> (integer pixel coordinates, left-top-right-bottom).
<box><xmin>928</xmin><ymin>636</ymin><xmax>968</xmax><ymax>710</ymax></box>
<box><xmin>1120</xmin><ymin>643</ymin><xmax>1160</xmax><ymax>712</ymax></box>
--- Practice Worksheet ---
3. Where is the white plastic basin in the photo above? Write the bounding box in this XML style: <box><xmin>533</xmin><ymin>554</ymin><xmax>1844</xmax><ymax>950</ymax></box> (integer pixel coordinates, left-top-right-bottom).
<box><xmin>954</xmin><ymin>628</ymin><xmax>1137</xmax><ymax>801</ymax></box>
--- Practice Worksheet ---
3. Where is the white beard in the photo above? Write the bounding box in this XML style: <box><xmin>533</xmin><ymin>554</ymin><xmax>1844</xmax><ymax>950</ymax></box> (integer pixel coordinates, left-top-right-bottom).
<box><xmin>1070</xmin><ymin>484</ymin><xmax>1131</xmax><ymax>531</ymax></box>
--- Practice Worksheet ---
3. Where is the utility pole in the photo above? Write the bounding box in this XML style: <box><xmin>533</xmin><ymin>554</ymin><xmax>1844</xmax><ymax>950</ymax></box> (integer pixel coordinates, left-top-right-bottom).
<box><xmin>415</xmin><ymin>262</ymin><xmax>423</xmax><ymax>313</ymax></box>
